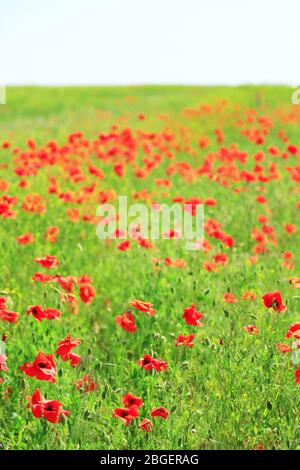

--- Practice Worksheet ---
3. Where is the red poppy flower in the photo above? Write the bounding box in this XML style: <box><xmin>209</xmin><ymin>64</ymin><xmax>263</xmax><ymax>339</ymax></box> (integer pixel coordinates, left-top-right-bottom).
<box><xmin>19</xmin><ymin>179</ymin><xmax>29</xmax><ymax>188</ymax></box>
<box><xmin>285</xmin><ymin>323</ymin><xmax>300</xmax><ymax>339</ymax></box>
<box><xmin>176</xmin><ymin>334</ymin><xmax>196</xmax><ymax>347</ymax></box>
<box><xmin>79</xmin><ymin>283</ymin><xmax>96</xmax><ymax>304</ymax></box>
<box><xmin>256</xmin><ymin>195</ymin><xmax>267</xmax><ymax>204</ymax></box>
<box><xmin>34</xmin><ymin>255</ymin><xmax>60</xmax><ymax>269</ymax></box>
<box><xmin>282</xmin><ymin>260</ymin><xmax>294</xmax><ymax>270</ymax></box>
<box><xmin>205</xmin><ymin>198</ymin><xmax>217</xmax><ymax>206</ymax></box>
<box><xmin>224</xmin><ymin>293</ymin><xmax>236</xmax><ymax>303</ymax></box>
<box><xmin>113</xmin><ymin>405</ymin><xmax>139</xmax><ymax>426</ymax></box>
<box><xmin>61</xmin><ymin>293</ymin><xmax>79</xmax><ymax>315</ymax></box>
<box><xmin>77</xmin><ymin>274</ymin><xmax>92</xmax><ymax>285</ymax></box>
<box><xmin>285</xmin><ymin>224</ymin><xmax>297</xmax><ymax>234</ymax></box>
<box><xmin>275</xmin><ymin>343</ymin><xmax>292</xmax><ymax>353</ymax></box>
<box><xmin>115</xmin><ymin>312</ymin><xmax>137</xmax><ymax>333</ymax></box>
<box><xmin>0</xmin><ymin>298</ymin><xmax>19</xmax><ymax>323</ymax></box>
<box><xmin>122</xmin><ymin>393</ymin><xmax>144</xmax><ymax>408</ymax></box>
<box><xmin>203</xmin><ymin>261</ymin><xmax>219</xmax><ymax>272</ymax></box>
<box><xmin>45</xmin><ymin>226</ymin><xmax>59</xmax><ymax>243</ymax></box>
<box><xmin>32</xmin><ymin>272</ymin><xmax>54</xmax><ymax>283</ymax></box>
<box><xmin>75</xmin><ymin>375</ymin><xmax>98</xmax><ymax>393</ymax></box>
<box><xmin>137</xmin><ymin>238</ymin><xmax>155</xmax><ymax>249</ymax></box>
<box><xmin>262</xmin><ymin>291</ymin><xmax>287</xmax><ymax>312</ymax></box>
<box><xmin>287</xmin><ymin>144</ymin><xmax>298</xmax><ymax>155</ymax></box>
<box><xmin>130</xmin><ymin>299</ymin><xmax>156</xmax><ymax>317</ymax></box>
<box><xmin>213</xmin><ymin>253</ymin><xmax>228</xmax><ymax>265</ymax></box>
<box><xmin>114</xmin><ymin>163</ymin><xmax>125</xmax><ymax>177</ymax></box>
<box><xmin>57</xmin><ymin>336</ymin><xmax>81</xmax><ymax>357</ymax></box>
<box><xmin>27</xmin><ymin>305</ymin><xmax>45</xmax><ymax>322</ymax></box>
<box><xmin>150</xmin><ymin>407</ymin><xmax>169</xmax><ymax>420</ymax></box>
<box><xmin>20</xmin><ymin>352</ymin><xmax>57</xmax><ymax>383</ymax></box>
<box><xmin>56</xmin><ymin>275</ymin><xmax>76</xmax><ymax>292</ymax></box>
<box><xmin>16</xmin><ymin>232</ymin><xmax>34</xmax><ymax>245</ymax></box>
<box><xmin>242</xmin><ymin>291</ymin><xmax>256</xmax><ymax>301</ymax></box>
<box><xmin>0</xmin><ymin>308</ymin><xmax>19</xmax><ymax>323</ymax></box>
<box><xmin>56</xmin><ymin>335</ymin><xmax>81</xmax><ymax>367</ymax></box>
<box><xmin>138</xmin><ymin>354</ymin><xmax>168</xmax><ymax>372</ymax></box>
<box><xmin>164</xmin><ymin>257</ymin><xmax>186</xmax><ymax>268</ymax></box>
<box><xmin>43</xmin><ymin>308</ymin><xmax>61</xmax><ymax>320</ymax></box>
<box><xmin>242</xmin><ymin>325</ymin><xmax>259</xmax><ymax>335</ymax></box>
<box><xmin>182</xmin><ymin>304</ymin><xmax>203</xmax><ymax>326</ymax></box>
<box><xmin>117</xmin><ymin>240</ymin><xmax>130</xmax><ymax>251</ymax></box>
<box><xmin>27</xmin><ymin>389</ymin><xmax>70</xmax><ymax>423</ymax></box>
<box><xmin>68</xmin><ymin>352</ymin><xmax>81</xmax><ymax>367</ymax></box>
<box><xmin>0</xmin><ymin>297</ymin><xmax>6</xmax><ymax>310</ymax></box>
<box><xmin>61</xmin><ymin>292</ymin><xmax>77</xmax><ymax>304</ymax></box>
<box><xmin>139</xmin><ymin>418</ymin><xmax>153</xmax><ymax>432</ymax></box>
<box><xmin>289</xmin><ymin>277</ymin><xmax>300</xmax><ymax>288</ymax></box>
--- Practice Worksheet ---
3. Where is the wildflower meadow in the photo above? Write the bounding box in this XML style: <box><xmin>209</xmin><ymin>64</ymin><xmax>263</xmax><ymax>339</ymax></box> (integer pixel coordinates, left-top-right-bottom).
<box><xmin>1</xmin><ymin>85</ymin><xmax>300</xmax><ymax>450</ymax></box>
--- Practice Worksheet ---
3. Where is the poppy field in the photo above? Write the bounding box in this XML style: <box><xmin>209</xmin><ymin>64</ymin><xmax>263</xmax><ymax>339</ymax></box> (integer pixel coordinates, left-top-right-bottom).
<box><xmin>1</xmin><ymin>85</ymin><xmax>300</xmax><ymax>450</ymax></box>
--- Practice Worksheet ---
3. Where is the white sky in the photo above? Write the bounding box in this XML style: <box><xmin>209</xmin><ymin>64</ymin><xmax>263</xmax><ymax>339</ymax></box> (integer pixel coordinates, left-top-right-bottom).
<box><xmin>1</xmin><ymin>0</ymin><xmax>300</xmax><ymax>85</ymax></box>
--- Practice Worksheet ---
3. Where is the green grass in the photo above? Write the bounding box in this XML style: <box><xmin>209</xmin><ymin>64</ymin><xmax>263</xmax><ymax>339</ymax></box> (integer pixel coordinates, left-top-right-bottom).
<box><xmin>0</xmin><ymin>85</ymin><xmax>300</xmax><ymax>450</ymax></box>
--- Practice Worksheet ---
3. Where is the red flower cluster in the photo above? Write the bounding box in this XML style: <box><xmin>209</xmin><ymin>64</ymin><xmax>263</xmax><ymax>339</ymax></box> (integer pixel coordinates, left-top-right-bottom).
<box><xmin>138</xmin><ymin>354</ymin><xmax>168</xmax><ymax>372</ymax></box>
<box><xmin>75</xmin><ymin>375</ymin><xmax>98</xmax><ymax>393</ymax></box>
<box><xmin>31</xmin><ymin>268</ymin><xmax>97</xmax><ymax>310</ymax></box>
<box><xmin>27</xmin><ymin>305</ymin><xmax>61</xmax><ymax>322</ymax></box>
<box><xmin>116</xmin><ymin>299</ymin><xmax>157</xmax><ymax>334</ymax></box>
<box><xmin>176</xmin><ymin>334</ymin><xmax>196</xmax><ymax>347</ymax></box>
<box><xmin>113</xmin><ymin>393</ymin><xmax>169</xmax><ymax>431</ymax></box>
